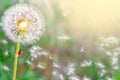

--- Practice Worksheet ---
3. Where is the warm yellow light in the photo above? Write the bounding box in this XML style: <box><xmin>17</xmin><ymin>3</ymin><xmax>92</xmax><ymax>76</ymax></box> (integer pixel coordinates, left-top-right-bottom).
<box><xmin>17</xmin><ymin>18</ymin><xmax>29</xmax><ymax>32</ymax></box>
<box><xmin>60</xmin><ymin>0</ymin><xmax>120</xmax><ymax>36</ymax></box>
<box><xmin>19</xmin><ymin>21</ymin><xmax>28</xmax><ymax>28</ymax></box>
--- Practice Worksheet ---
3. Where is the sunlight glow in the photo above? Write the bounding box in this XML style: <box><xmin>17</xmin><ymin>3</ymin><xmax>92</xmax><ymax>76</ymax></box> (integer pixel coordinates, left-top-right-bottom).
<box><xmin>59</xmin><ymin>0</ymin><xmax>120</xmax><ymax>36</ymax></box>
<box><xmin>17</xmin><ymin>18</ymin><xmax>29</xmax><ymax>31</ymax></box>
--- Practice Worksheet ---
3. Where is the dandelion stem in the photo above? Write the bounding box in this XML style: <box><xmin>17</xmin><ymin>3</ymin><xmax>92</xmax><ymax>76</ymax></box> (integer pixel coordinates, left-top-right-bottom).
<box><xmin>12</xmin><ymin>34</ymin><xmax>21</xmax><ymax>80</ymax></box>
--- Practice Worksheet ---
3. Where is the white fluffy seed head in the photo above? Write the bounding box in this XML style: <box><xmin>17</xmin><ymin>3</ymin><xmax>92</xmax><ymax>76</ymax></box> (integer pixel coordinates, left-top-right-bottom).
<box><xmin>1</xmin><ymin>4</ymin><xmax>45</xmax><ymax>44</ymax></box>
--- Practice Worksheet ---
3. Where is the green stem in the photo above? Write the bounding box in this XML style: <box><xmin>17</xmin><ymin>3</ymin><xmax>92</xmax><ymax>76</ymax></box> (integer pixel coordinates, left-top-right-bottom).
<box><xmin>12</xmin><ymin>35</ymin><xmax>21</xmax><ymax>80</ymax></box>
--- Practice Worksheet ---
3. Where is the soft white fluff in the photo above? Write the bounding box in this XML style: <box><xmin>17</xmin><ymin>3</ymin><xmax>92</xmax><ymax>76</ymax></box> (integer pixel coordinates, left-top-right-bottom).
<box><xmin>2</xmin><ymin>4</ymin><xmax>45</xmax><ymax>44</ymax></box>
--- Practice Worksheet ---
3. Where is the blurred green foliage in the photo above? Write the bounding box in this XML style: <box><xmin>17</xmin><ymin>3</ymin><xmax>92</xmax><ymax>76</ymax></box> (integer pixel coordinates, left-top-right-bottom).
<box><xmin>1</xmin><ymin>0</ymin><xmax>120</xmax><ymax>80</ymax></box>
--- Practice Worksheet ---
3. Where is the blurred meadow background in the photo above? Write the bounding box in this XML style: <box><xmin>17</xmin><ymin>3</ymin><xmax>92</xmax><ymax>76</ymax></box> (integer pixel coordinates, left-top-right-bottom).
<box><xmin>1</xmin><ymin>0</ymin><xmax>120</xmax><ymax>80</ymax></box>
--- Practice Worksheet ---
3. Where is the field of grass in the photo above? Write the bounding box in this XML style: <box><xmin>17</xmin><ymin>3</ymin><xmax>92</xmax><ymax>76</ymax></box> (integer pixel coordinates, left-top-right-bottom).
<box><xmin>1</xmin><ymin>0</ymin><xmax>120</xmax><ymax>80</ymax></box>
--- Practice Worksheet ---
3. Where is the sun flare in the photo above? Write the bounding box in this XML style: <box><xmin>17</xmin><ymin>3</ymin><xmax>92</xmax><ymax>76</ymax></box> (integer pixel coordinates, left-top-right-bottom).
<box><xmin>17</xmin><ymin>18</ymin><xmax>30</xmax><ymax>32</ymax></box>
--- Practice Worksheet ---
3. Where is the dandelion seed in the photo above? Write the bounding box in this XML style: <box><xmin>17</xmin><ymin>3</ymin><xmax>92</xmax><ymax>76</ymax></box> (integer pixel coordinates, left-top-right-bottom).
<box><xmin>106</xmin><ymin>76</ymin><xmax>115</xmax><ymax>80</ymax></box>
<box><xmin>100</xmin><ymin>36</ymin><xmax>118</xmax><ymax>45</ymax></box>
<box><xmin>57</xmin><ymin>34</ymin><xmax>70</xmax><ymax>41</ymax></box>
<box><xmin>30</xmin><ymin>53</ymin><xmax>37</xmax><ymax>59</ymax></box>
<box><xmin>59</xmin><ymin>74</ymin><xmax>64</xmax><ymax>80</ymax></box>
<box><xmin>59</xmin><ymin>3</ymin><xmax>70</xmax><ymax>17</ymax></box>
<box><xmin>111</xmin><ymin>57</ymin><xmax>118</xmax><ymax>65</ymax></box>
<box><xmin>29</xmin><ymin>46</ymin><xmax>48</xmax><ymax>59</ymax></box>
<box><xmin>31</xmin><ymin>57</ymin><xmax>35</xmax><ymax>62</ymax></box>
<box><xmin>1</xmin><ymin>39</ymin><xmax>7</xmax><ymax>44</ymax></box>
<box><xmin>1</xmin><ymin>4</ymin><xmax>45</xmax><ymax>44</ymax></box>
<box><xmin>99</xmin><ymin>69</ymin><xmax>107</xmax><ymax>77</ymax></box>
<box><xmin>112</xmin><ymin>65</ymin><xmax>119</xmax><ymax>70</ymax></box>
<box><xmin>53</xmin><ymin>62</ymin><xmax>61</xmax><ymax>69</ymax></box>
<box><xmin>106</xmin><ymin>51</ymin><xmax>119</xmax><ymax>58</ymax></box>
<box><xmin>95</xmin><ymin>62</ymin><xmax>105</xmax><ymax>68</ymax></box>
<box><xmin>64</xmin><ymin>63</ymin><xmax>75</xmax><ymax>75</ymax></box>
<box><xmin>29</xmin><ymin>46</ymin><xmax>40</xmax><ymax>53</ymax></box>
<box><xmin>4</xmin><ymin>50</ymin><xmax>9</xmax><ymax>56</ymax></box>
<box><xmin>99</xmin><ymin>36</ymin><xmax>119</xmax><ymax>51</ymax></box>
<box><xmin>69</xmin><ymin>75</ymin><xmax>80</xmax><ymax>80</ymax></box>
<box><xmin>49</xmin><ymin>56</ymin><xmax>53</xmax><ymax>60</ymax></box>
<box><xmin>52</xmin><ymin>71</ymin><xmax>64</xmax><ymax>80</ymax></box>
<box><xmin>38</xmin><ymin>50</ymin><xmax>48</xmax><ymax>56</ymax></box>
<box><xmin>52</xmin><ymin>71</ymin><xmax>58</xmax><ymax>75</ymax></box>
<box><xmin>83</xmin><ymin>76</ymin><xmax>91</xmax><ymax>80</ymax></box>
<box><xmin>114</xmin><ymin>47</ymin><xmax>120</xmax><ymax>51</ymax></box>
<box><xmin>30</xmin><ymin>46</ymin><xmax>41</xmax><ymax>51</ymax></box>
<box><xmin>80</xmin><ymin>60</ymin><xmax>92</xmax><ymax>67</ymax></box>
<box><xmin>37</xmin><ymin>64</ymin><xmax>45</xmax><ymax>69</ymax></box>
<box><xmin>29</xmin><ymin>46</ymin><xmax>41</xmax><ymax>58</ymax></box>
<box><xmin>2</xmin><ymin>65</ymin><xmax>9</xmax><ymax>71</ymax></box>
<box><xmin>25</xmin><ymin>59</ymin><xmax>32</xmax><ymax>65</ymax></box>
<box><xmin>0</xmin><ymin>23</ymin><xmax>2</xmax><ymax>26</ymax></box>
<box><xmin>106</xmin><ymin>51</ymin><xmax>112</xmax><ymax>56</ymax></box>
<box><xmin>113</xmin><ymin>51</ymin><xmax>119</xmax><ymax>57</ymax></box>
<box><xmin>79</xmin><ymin>47</ymin><xmax>85</xmax><ymax>53</ymax></box>
<box><xmin>106</xmin><ymin>37</ymin><xmax>118</xmax><ymax>45</ymax></box>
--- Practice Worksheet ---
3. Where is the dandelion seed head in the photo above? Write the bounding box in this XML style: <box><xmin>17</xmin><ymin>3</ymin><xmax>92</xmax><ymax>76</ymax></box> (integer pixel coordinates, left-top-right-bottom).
<box><xmin>2</xmin><ymin>4</ymin><xmax>45</xmax><ymax>44</ymax></box>
<box><xmin>100</xmin><ymin>36</ymin><xmax>118</xmax><ymax>45</ymax></box>
<box><xmin>106</xmin><ymin>37</ymin><xmax>118</xmax><ymax>45</ymax></box>
<box><xmin>99</xmin><ymin>36</ymin><xmax>119</xmax><ymax>50</ymax></box>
